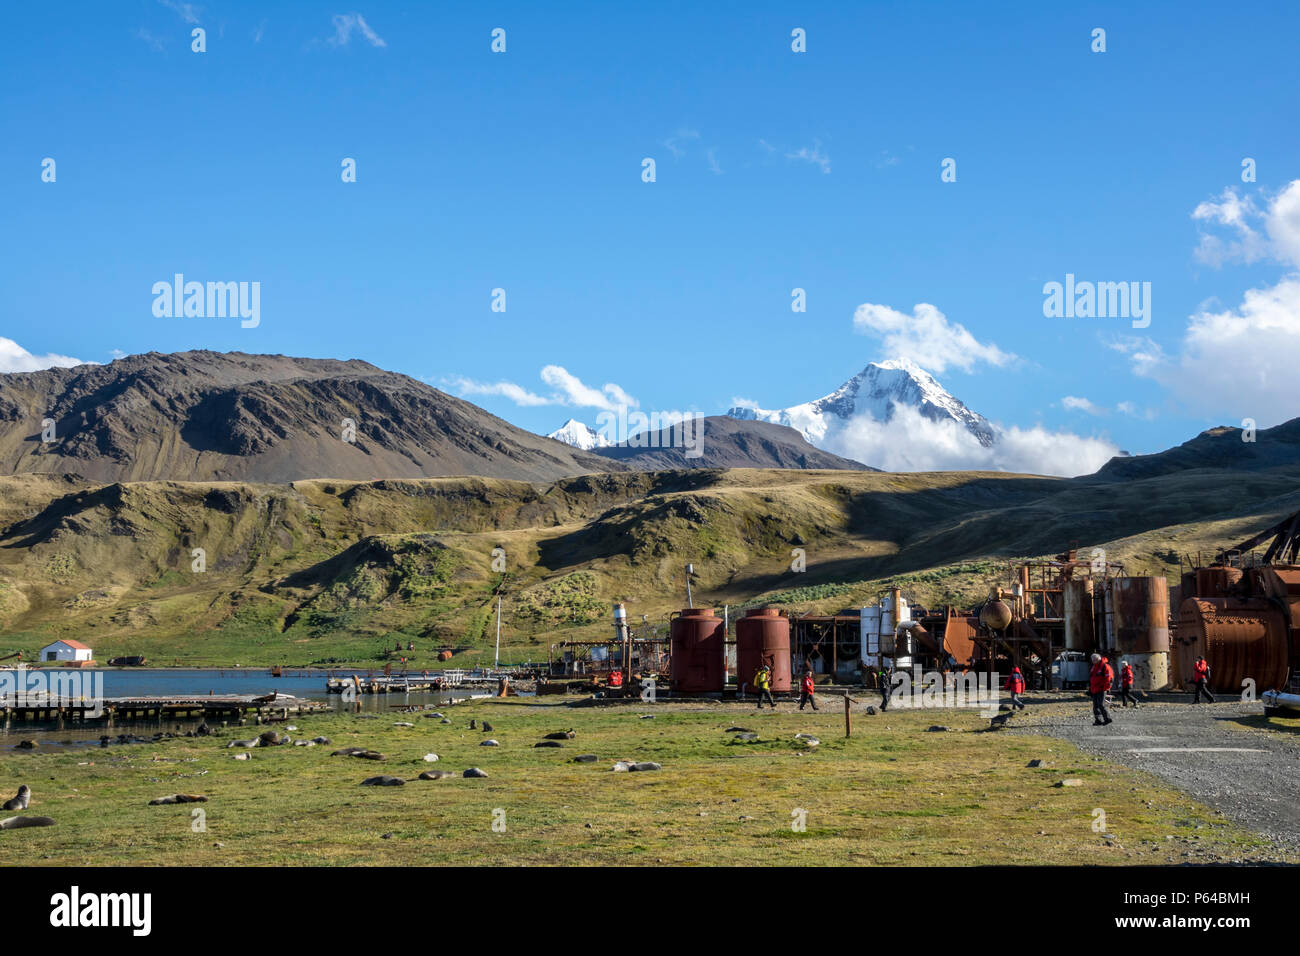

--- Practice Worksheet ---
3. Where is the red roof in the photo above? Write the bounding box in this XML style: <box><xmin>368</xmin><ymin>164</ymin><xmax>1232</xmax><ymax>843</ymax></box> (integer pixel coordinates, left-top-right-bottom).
<box><xmin>51</xmin><ymin>639</ymin><xmax>91</xmax><ymax>650</ymax></box>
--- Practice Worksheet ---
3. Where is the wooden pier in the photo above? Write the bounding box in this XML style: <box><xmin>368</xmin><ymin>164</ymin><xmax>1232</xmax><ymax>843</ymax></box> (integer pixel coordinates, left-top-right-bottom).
<box><xmin>1</xmin><ymin>693</ymin><xmax>328</xmax><ymax>726</ymax></box>
<box><xmin>326</xmin><ymin>669</ymin><xmax>513</xmax><ymax>695</ymax></box>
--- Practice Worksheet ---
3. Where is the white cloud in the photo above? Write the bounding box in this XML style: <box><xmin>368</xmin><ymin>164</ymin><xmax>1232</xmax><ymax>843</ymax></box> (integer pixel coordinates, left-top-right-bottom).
<box><xmin>540</xmin><ymin>365</ymin><xmax>637</xmax><ymax>411</ymax></box>
<box><xmin>852</xmin><ymin>301</ymin><xmax>1015</xmax><ymax>374</ymax></box>
<box><xmin>707</xmin><ymin>149</ymin><xmax>722</xmax><ymax>175</ymax></box>
<box><xmin>446</xmin><ymin>366</ymin><xmax>638</xmax><ymax>412</ymax></box>
<box><xmin>1120</xmin><ymin>182</ymin><xmax>1300</xmax><ymax>425</ymax></box>
<box><xmin>0</xmin><ymin>338</ymin><xmax>86</xmax><ymax>374</ymax></box>
<box><xmin>328</xmin><ymin>13</ymin><xmax>386</xmax><ymax>48</ymax></box>
<box><xmin>786</xmin><ymin>142</ymin><xmax>830</xmax><ymax>174</ymax></box>
<box><xmin>444</xmin><ymin>377</ymin><xmax>550</xmax><ymax>407</ymax></box>
<box><xmin>663</xmin><ymin>129</ymin><xmax>699</xmax><ymax>160</ymax></box>
<box><xmin>826</xmin><ymin>403</ymin><xmax>1117</xmax><ymax>477</ymax></box>
<box><xmin>135</xmin><ymin>28</ymin><xmax>166</xmax><ymax>51</ymax></box>
<box><xmin>1062</xmin><ymin>396</ymin><xmax>1105</xmax><ymax>415</ymax></box>
<box><xmin>1192</xmin><ymin>181</ymin><xmax>1300</xmax><ymax>268</ymax></box>
<box><xmin>159</xmin><ymin>0</ymin><xmax>201</xmax><ymax>24</ymax></box>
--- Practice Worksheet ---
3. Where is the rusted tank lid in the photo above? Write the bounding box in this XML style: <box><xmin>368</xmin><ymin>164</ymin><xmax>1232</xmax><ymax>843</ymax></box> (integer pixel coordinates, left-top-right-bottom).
<box><xmin>745</xmin><ymin>606</ymin><xmax>782</xmax><ymax>617</ymax></box>
<box><xmin>680</xmin><ymin>607</ymin><xmax>717</xmax><ymax>618</ymax></box>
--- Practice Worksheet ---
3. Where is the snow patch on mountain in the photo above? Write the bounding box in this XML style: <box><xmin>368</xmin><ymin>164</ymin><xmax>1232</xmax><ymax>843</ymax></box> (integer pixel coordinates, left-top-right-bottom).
<box><xmin>728</xmin><ymin>358</ymin><xmax>995</xmax><ymax>447</ymax></box>
<box><xmin>546</xmin><ymin>418</ymin><xmax>610</xmax><ymax>450</ymax></box>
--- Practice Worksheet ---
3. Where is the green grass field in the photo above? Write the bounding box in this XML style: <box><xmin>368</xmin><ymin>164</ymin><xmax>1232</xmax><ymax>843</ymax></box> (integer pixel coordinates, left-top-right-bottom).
<box><xmin>0</xmin><ymin>697</ymin><xmax>1286</xmax><ymax>866</ymax></box>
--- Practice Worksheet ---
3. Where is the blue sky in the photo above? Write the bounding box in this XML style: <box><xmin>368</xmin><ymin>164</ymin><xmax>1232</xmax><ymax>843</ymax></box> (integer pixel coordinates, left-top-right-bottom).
<box><xmin>3</xmin><ymin>1</ymin><xmax>1299</xmax><ymax>473</ymax></box>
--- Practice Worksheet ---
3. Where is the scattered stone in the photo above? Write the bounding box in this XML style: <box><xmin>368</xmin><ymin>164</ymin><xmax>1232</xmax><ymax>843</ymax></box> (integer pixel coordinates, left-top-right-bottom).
<box><xmin>149</xmin><ymin>794</ymin><xmax>207</xmax><ymax>805</ymax></box>
<box><xmin>573</xmin><ymin>754</ymin><xmax>598</xmax><ymax>763</ymax></box>
<box><xmin>1056</xmin><ymin>779</ymin><xmax>1083</xmax><ymax>788</ymax></box>
<box><xmin>422</xmin><ymin>753</ymin><xmax>440</xmax><ymax>762</ymax></box>
<box><xmin>535</xmin><ymin>741</ymin><xmax>563</xmax><ymax>748</ymax></box>
<box><xmin>463</xmin><ymin>768</ymin><xmax>489</xmax><ymax>778</ymax></box>
<box><xmin>480</xmin><ymin>739</ymin><xmax>499</xmax><ymax>747</ymax></box>
<box><xmin>360</xmin><ymin>776</ymin><xmax>405</xmax><ymax>787</ymax></box>
<box><xmin>418</xmin><ymin>770</ymin><xmax>453</xmax><ymax>780</ymax></box>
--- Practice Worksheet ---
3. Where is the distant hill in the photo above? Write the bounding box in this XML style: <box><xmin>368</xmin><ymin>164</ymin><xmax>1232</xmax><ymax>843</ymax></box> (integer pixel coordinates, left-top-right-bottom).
<box><xmin>592</xmin><ymin>416</ymin><xmax>874</xmax><ymax>471</ymax></box>
<box><xmin>1092</xmin><ymin>418</ymin><xmax>1300</xmax><ymax>481</ymax></box>
<box><xmin>0</xmin><ymin>351</ymin><xmax>619</xmax><ymax>483</ymax></box>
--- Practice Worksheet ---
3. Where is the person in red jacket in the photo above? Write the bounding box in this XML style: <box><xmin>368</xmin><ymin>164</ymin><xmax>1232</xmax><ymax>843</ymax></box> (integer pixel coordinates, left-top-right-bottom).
<box><xmin>798</xmin><ymin>665</ymin><xmax>818</xmax><ymax>711</ymax></box>
<box><xmin>1118</xmin><ymin>659</ymin><xmax>1138</xmax><ymax>708</ymax></box>
<box><xmin>1191</xmin><ymin>656</ymin><xmax>1214</xmax><ymax>704</ymax></box>
<box><xmin>1089</xmin><ymin>653</ymin><xmax>1113</xmax><ymax>726</ymax></box>
<box><xmin>1003</xmin><ymin>666</ymin><xmax>1027</xmax><ymax>710</ymax></box>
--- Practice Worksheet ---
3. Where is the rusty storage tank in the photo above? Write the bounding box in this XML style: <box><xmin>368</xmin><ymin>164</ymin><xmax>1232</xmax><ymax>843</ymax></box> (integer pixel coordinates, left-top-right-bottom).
<box><xmin>1063</xmin><ymin>578</ymin><xmax>1095</xmax><ymax>651</ymax></box>
<box><xmin>1109</xmin><ymin>576</ymin><xmax>1170</xmax><ymax>691</ymax></box>
<box><xmin>1176</xmin><ymin>597</ymin><xmax>1289</xmax><ymax>694</ymax></box>
<box><xmin>736</xmin><ymin>607</ymin><xmax>791</xmax><ymax>691</ymax></box>
<box><xmin>1195</xmin><ymin>566</ymin><xmax>1242</xmax><ymax>599</ymax></box>
<box><xmin>979</xmin><ymin>587</ymin><xmax>1012</xmax><ymax>631</ymax></box>
<box><xmin>669</xmin><ymin>607</ymin><xmax>725</xmax><ymax>694</ymax></box>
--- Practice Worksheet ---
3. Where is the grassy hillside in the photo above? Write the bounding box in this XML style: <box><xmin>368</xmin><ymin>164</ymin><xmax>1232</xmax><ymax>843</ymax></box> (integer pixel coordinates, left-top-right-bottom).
<box><xmin>1</xmin><ymin>465</ymin><xmax>1297</xmax><ymax>667</ymax></box>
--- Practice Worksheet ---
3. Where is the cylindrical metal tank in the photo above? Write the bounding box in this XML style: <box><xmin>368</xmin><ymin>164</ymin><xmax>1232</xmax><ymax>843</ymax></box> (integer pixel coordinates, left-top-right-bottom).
<box><xmin>1110</xmin><ymin>576</ymin><xmax>1170</xmax><ymax>691</ymax></box>
<box><xmin>1195</xmin><ymin>566</ymin><xmax>1242</xmax><ymax>599</ymax></box>
<box><xmin>980</xmin><ymin>587</ymin><xmax>1012</xmax><ymax>631</ymax></box>
<box><xmin>669</xmin><ymin>607</ymin><xmax>725</xmax><ymax>694</ymax></box>
<box><xmin>1176</xmin><ymin>596</ymin><xmax>1289</xmax><ymax>694</ymax></box>
<box><xmin>735</xmin><ymin>607</ymin><xmax>791</xmax><ymax>692</ymax></box>
<box><xmin>1063</xmin><ymin>578</ymin><xmax>1095</xmax><ymax>651</ymax></box>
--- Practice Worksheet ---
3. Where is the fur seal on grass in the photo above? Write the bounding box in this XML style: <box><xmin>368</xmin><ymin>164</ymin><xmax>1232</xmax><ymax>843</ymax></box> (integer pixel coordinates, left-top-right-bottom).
<box><xmin>149</xmin><ymin>794</ymin><xmax>208</xmax><ymax>805</ymax></box>
<box><xmin>2</xmin><ymin>786</ymin><xmax>30</xmax><ymax>811</ymax></box>
<box><xmin>481</xmin><ymin>720</ymin><xmax>494</xmax><ymax>732</ymax></box>
<box><xmin>418</xmin><ymin>770</ymin><xmax>453</xmax><ymax>780</ymax></box>
<box><xmin>534</xmin><ymin>741</ymin><xmax>563</xmax><ymax>748</ymax></box>
<box><xmin>0</xmin><ymin>815</ymin><xmax>54</xmax><ymax>830</ymax></box>
<box><xmin>544</xmin><ymin>730</ymin><xmax>576</xmax><ymax>740</ymax></box>
<box><xmin>462</xmin><ymin>768</ymin><xmax>488</xmax><ymax>778</ymax></box>
<box><xmin>360</xmin><ymin>776</ymin><xmax>405</xmax><ymax>786</ymax></box>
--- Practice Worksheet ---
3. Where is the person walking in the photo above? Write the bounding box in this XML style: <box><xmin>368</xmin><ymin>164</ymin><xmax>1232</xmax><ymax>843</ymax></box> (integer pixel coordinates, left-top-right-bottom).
<box><xmin>1089</xmin><ymin>653</ymin><xmax>1113</xmax><ymax>726</ymax></box>
<box><xmin>753</xmin><ymin>662</ymin><xmax>777</xmax><ymax>709</ymax></box>
<box><xmin>1004</xmin><ymin>665</ymin><xmax>1027</xmax><ymax>710</ymax></box>
<box><xmin>1118</xmin><ymin>659</ymin><xmax>1139</xmax><ymax>707</ymax></box>
<box><xmin>798</xmin><ymin>666</ymin><xmax>818</xmax><ymax>711</ymax></box>
<box><xmin>1191</xmin><ymin>656</ymin><xmax>1215</xmax><ymax>703</ymax></box>
<box><xmin>878</xmin><ymin>663</ymin><xmax>894</xmax><ymax>712</ymax></box>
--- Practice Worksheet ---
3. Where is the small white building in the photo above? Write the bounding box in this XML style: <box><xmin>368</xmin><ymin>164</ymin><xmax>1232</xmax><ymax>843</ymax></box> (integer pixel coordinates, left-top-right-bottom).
<box><xmin>41</xmin><ymin>639</ymin><xmax>93</xmax><ymax>663</ymax></box>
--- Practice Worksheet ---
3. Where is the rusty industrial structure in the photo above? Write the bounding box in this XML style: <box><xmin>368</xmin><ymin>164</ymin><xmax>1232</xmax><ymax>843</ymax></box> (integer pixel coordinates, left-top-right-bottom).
<box><xmin>597</xmin><ymin>513</ymin><xmax>1300</xmax><ymax>705</ymax></box>
<box><xmin>1171</xmin><ymin>510</ymin><xmax>1300</xmax><ymax>696</ymax></box>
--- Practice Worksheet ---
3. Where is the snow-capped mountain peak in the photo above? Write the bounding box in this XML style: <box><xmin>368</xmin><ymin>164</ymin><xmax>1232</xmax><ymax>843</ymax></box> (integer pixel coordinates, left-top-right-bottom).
<box><xmin>546</xmin><ymin>418</ymin><xmax>610</xmax><ymax>451</ymax></box>
<box><xmin>728</xmin><ymin>359</ymin><xmax>995</xmax><ymax>448</ymax></box>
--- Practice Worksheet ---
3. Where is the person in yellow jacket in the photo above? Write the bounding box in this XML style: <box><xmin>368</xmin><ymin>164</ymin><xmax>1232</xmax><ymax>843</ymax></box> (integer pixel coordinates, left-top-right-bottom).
<box><xmin>753</xmin><ymin>661</ymin><xmax>777</xmax><ymax>709</ymax></box>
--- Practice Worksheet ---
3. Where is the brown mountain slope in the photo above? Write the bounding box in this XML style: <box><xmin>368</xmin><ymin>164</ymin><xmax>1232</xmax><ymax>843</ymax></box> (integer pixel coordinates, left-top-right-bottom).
<box><xmin>0</xmin><ymin>351</ymin><xmax>621</xmax><ymax>483</ymax></box>
<box><xmin>593</xmin><ymin>415</ymin><xmax>874</xmax><ymax>471</ymax></box>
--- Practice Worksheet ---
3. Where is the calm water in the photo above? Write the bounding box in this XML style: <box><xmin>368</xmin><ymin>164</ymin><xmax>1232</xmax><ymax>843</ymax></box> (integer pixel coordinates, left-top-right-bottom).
<box><xmin>0</xmin><ymin>668</ymin><xmax>490</xmax><ymax>746</ymax></box>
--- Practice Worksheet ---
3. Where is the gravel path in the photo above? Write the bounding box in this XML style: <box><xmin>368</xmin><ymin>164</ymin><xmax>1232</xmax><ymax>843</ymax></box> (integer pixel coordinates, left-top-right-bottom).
<box><xmin>1009</xmin><ymin>693</ymin><xmax>1300</xmax><ymax>855</ymax></box>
